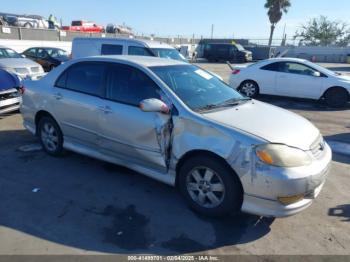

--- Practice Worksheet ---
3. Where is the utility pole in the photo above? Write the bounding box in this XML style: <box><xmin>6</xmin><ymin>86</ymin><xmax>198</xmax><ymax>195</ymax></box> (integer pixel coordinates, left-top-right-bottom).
<box><xmin>211</xmin><ymin>24</ymin><xmax>214</xmax><ymax>39</ymax></box>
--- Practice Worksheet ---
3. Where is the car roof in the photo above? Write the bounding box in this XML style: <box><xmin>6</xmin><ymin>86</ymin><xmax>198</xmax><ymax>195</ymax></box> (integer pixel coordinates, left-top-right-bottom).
<box><xmin>266</xmin><ymin>57</ymin><xmax>308</xmax><ymax>63</ymax></box>
<box><xmin>80</xmin><ymin>55</ymin><xmax>188</xmax><ymax>67</ymax></box>
<box><xmin>73</xmin><ymin>37</ymin><xmax>175</xmax><ymax>49</ymax></box>
<box><xmin>24</xmin><ymin>47</ymin><xmax>64</xmax><ymax>50</ymax></box>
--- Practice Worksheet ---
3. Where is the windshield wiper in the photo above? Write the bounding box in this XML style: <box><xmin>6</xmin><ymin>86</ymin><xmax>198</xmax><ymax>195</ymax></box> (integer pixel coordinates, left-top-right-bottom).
<box><xmin>195</xmin><ymin>98</ymin><xmax>251</xmax><ymax>112</ymax></box>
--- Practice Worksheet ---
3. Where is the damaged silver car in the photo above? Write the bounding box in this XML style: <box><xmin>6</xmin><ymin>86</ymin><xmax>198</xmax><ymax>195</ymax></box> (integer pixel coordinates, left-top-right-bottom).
<box><xmin>21</xmin><ymin>56</ymin><xmax>332</xmax><ymax>217</ymax></box>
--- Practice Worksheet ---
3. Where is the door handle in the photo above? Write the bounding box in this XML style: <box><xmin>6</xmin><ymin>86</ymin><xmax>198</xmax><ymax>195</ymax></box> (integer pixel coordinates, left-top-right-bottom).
<box><xmin>98</xmin><ymin>105</ymin><xmax>113</xmax><ymax>114</ymax></box>
<box><xmin>53</xmin><ymin>93</ymin><xmax>63</xmax><ymax>100</ymax></box>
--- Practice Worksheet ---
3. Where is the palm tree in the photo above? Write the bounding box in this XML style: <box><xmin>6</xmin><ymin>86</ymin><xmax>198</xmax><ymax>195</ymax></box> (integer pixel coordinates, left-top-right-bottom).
<box><xmin>265</xmin><ymin>0</ymin><xmax>291</xmax><ymax>47</ymax></box>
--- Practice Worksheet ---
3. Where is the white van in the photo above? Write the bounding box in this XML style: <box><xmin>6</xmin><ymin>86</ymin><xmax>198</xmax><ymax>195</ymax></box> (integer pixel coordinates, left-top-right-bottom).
<box><xmin>72</xmin><ymin>37</ymin><xmax>188</xmax><ymax>62</ymax></box>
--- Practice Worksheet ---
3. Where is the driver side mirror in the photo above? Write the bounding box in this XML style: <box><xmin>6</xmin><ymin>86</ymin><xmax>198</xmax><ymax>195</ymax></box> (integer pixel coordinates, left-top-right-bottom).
<box><xmin>312</xmin><ymin>71</ymin><xmax>321</xmax><ymax>77</ymax></box>
<box><xmin>140</xmin><ymin>98</ymin><xmax>169</xmax><ymax>114</ymax></box>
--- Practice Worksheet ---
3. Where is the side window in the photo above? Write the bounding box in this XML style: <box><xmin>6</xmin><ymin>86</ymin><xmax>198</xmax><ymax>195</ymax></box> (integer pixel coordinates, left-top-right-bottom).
<box><xmin>37</xmin><ymin>49</ymin><xmax>48</xmax><ymax>58</ymax></box>
<box><xmin>106</xmin><ymin>64</ymin><xmax>160</xmax><ymax>106</ymax></box>
<box><xmin>56</xmin><ymin>62</ymin><xmax>105</xmax><ymax>96</ymax></box>
<box><xmin>128</xmin><ymin>46</ymin><xmax>153</xmax><ymax>56</ymax></box>
<box><xmin>260</xmin><ymin>62</ymin><xmax>281</xmax><ymax>72</ymax></box>
<box><xmin>55</xmin><ymin>71</ymin><xmax>67</xmax><ymax>88</ymax></box>
<box><xmin>282</xmin><ymin>62</ymin><xmax>317</xmax><ymax>76</ymax></box>
<box><xmin>101</xmin><ymin>44</ymin><xmax>123</xmax><ymax>55</ymax></box>
<box><xmin>25</xmin><ymin>48</ymin><xmax>36</xmax><ymax>57</ymax></box>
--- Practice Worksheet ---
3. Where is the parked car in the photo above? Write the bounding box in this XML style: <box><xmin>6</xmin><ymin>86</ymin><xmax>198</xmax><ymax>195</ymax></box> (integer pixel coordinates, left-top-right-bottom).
<box><xmin>0</xmin><ymin>15</ymin><xmax>7</xmax><ymax>26</ymax></box>
<box><xmin>72</xmin><ymin>37</ymin><xmax>187</xmax><ymax>62</ymax></box>
<box><xmin>203</xmin><ymin>43</ymin><xmax>252</xmax><ymax>63</ymax></box>
<box><xmin>21</xmin><ymin>56</ymin><xmax>331</xmax><ymax>218</ymax></box>
<box><xmin>0</xmin><ymin>46</ymin><xmax>45</xmax><ymax>80</ymax></box>
<box><xmin>72</xmin><ymin>38</ymin><xmax>223</xmax><ymax>80</ymax></box>
<box><xmin>229</xmin><ymin>58</ymin><xmax>350</xmax><ymax>107</ymax></box>
<box><xmin>106</xmin><ymin>23</ymin><xmax>133</xmax><ymax>35</ymax></box>
<box><xmin>22</xmin><ymin>47</ymin><xmax>70</xmax><ymax>72</ymax></box>
<box><xmin>62</xmin><ymin>20</ymin><xmax>104</xmax><ymax>33</ymax></box>
<box><xmin>0</xmin><ymin>69</ymin><xmax>22</xmax><ymax>114</ymax></box>
<box><xmin>1</xmin><ymin>14</ymin><xmax>49</xmax><ymax>29</ymax></box>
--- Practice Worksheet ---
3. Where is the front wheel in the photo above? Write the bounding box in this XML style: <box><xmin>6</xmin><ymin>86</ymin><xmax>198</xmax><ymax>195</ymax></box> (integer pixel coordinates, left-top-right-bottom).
<box><xmin>38</xmin><ymin>116</ymin><xmax>64</xmax><ymax>156</ymax></box>
<box><xmin>324</xmin><ymin>87</ymin><xmax>349</xmax><ymax>108</ymax></box>
<box><xmin>178</xmin><ymin>155</ymin><xmax>243</xmax><ymax>217</ymax></box>
<box><xmin>239</xmin><ymin>81</ymin><xmax>259</xmax><ymax>98</ymax></box>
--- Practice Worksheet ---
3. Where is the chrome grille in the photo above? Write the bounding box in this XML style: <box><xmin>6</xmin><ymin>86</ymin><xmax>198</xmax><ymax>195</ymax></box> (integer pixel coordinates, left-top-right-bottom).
<box><xmin>30</xmin><ymin>67</ymin><xmax>40</xmax><ymax>73</ymax></box>
<box><xmin>310</xmin><ymin>135</ymin><xmax>326</xmax><ymax>159</ymax></box>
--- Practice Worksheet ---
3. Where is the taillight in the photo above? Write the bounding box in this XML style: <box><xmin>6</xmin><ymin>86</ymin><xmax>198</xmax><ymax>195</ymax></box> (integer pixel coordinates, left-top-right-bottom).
<box><xmin>232</xmin><ymin>69</ymin><xmax>240</xmax><ymax>75</ymax></box>
<box><xmin>18</xmin><ymin>86</ymin><xmax>25</xmax><ymax>95</ymax></box>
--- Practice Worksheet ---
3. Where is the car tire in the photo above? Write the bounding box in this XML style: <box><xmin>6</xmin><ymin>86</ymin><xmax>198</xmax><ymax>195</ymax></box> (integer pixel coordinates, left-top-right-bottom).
<box><xmin>38</xmin><ymin>116</ymin><xmax>64</xmax><ymax>156</ymax></box>
<box><xmin>324</xmin><ymin>87</ymin><xmax>349</xmax><ymax>108</ymax></box>
<box><xmin>178</xmin><ymin>155</ymin><xmax>243</xmax><ymax>217</ymax></box>
<box><xmin>238</xmin><ymin>80</ymin><xmax>259</xmax><ymax>98</ymax></box>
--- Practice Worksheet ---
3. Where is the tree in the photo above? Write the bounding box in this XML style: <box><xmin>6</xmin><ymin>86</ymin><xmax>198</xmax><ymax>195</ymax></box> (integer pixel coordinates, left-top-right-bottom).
<box><xmin>294</xmin><ymin>16</ymin><xmax>350</xmax><ymax>47</ymax></box>
<box><xmin>264</xmin><ymin>0</ymin><xmax>291</xmax><ymax>47</ymax></box>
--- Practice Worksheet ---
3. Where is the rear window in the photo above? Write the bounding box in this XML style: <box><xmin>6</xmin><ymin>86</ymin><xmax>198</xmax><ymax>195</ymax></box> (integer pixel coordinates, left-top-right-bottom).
<box><xmin>101</xmin><ymin>44</ymin><xmax>123</xmax><ymax>55</ymax></box>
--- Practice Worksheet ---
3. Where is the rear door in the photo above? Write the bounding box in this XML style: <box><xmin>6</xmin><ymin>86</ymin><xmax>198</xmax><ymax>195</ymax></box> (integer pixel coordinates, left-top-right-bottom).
<box><xmin>52</xmin><ymin>61</ymin><xmax>107</xmax><ymax>147</ymax></box>
<box><xmin>98</xmin><ymin>63</ymin><xmax>171</xmax><ymax>172</ymax></box>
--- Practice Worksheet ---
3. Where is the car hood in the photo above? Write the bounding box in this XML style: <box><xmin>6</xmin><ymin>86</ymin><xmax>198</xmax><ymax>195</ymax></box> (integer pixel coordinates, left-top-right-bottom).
<box><xmin>0</xmin><ymin>58</ymin><xmax>40</xmax><ymax>68</ymax></box>
<box><xmin>202</xmin><ymin>100</ymin><xmax>320</xmax><ymax>150</ymax></box>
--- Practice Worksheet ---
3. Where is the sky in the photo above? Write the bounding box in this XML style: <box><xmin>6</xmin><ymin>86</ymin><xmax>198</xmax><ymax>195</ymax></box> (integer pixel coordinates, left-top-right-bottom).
<box><xmin>2</xmin><ymin>0</ymin><xmax>350</xmax><ymax>40</ymax></box>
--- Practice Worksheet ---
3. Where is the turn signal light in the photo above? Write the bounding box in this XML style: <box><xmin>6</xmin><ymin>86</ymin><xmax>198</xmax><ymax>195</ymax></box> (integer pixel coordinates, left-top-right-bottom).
<box><xmin>278</xmin><ymin>194</ymin><xmax>305</xmax><ymax>205</ymax></box>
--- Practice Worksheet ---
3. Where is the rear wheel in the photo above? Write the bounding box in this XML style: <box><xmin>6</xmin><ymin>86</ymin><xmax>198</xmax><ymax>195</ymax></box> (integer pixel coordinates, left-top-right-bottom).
<box><xmin>239</xmin><ymin>80</ymin><xmax>259</xmax><ymax>98</ymax></box>
<box><xmin>324</xmin><ymin>87</ymin><xmax>349</xmax><ymax>108</ymax></box>
<box><xmin>178</xmin><ymin>155</ymin><xmax>243</xmax><ymax>217</ymax></box>
<box><xmin>38</xmin><ymin>116</ymin><xmax>64</xmax><ymax>156</ymax></box>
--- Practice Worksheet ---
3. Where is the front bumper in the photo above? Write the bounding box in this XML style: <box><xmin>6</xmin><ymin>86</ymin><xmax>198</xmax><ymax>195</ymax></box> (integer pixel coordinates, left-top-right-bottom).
<box><xmin>240</xmin><ymin>143</ymin><xmax>332</xmax><ymax>217</ymax></box>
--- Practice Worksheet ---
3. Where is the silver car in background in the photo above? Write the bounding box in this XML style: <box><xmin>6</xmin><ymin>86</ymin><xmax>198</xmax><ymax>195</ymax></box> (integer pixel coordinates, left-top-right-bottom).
<box><xmin>0</xmin><ymin>46</ymin><xmax>45</xmax><ymax>80</ymax></box>
<box><xmin>21</xmin><ymin>56</ymin><xmax>332</xmax><ymax>217</ymax></box>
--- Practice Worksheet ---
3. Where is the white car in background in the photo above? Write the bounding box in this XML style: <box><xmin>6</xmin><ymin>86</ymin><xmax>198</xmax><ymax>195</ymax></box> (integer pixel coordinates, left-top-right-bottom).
<box><xmin>229</xmin><ymin>58</ymin><xmax>350</xmax><ymax>107</ymax></box>
<box><xmin>0</xmin><ymin>46</ymin><xmax>45</xmax><ymax>80</ymax></box>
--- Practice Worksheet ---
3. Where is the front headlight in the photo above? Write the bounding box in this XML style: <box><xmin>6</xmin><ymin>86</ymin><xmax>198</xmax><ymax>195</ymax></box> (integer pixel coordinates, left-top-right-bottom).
<box><xmin>255</xmin><ymin>144</ymin><xmax>312</xmax><ymax>167</ymax></box>
<box><xmin>15</xmin><ymin>68</ymin><xmax>29</xmax><ymax>75</ymax></box>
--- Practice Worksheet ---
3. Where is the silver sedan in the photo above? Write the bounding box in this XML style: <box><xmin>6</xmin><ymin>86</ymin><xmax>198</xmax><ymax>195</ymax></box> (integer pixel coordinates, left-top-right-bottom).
<box><xmin>21</xmin><ymin>56</ymin><xmax>332</xmax><ymax>217</ymax></box>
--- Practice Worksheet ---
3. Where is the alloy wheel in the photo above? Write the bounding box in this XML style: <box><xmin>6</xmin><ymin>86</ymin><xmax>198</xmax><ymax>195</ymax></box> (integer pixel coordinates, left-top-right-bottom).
<box><xmin>186</xmin><ymin>167</ymin><xmax>225</xmax><ymax>208</ymax></box>
<box><xmin>41</xmin><ymin>122</ymin><xmax>59</xmax><ymax>152</ymax></box>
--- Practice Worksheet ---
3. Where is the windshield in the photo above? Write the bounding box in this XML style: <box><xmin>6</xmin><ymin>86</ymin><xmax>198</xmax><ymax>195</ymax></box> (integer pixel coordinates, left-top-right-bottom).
<box><xmin>46</xmin><ymin>48</ymin><xmax>68</xmax><ymax>58</ymax></box>
<box><xmin>0</xmin><ymin>48</ymin><xmax>22</xmax><ymax>59</ymax></box>
<box><xmin>151</xmin><ymin>48</ymin><xmax>187</xmax><ymax>62</ymax></box>
<box><xmin>151</xmin><ymin>65</ymin><xmax>246</xmax><ymax>111</ymax></box>
<box><xmin>235</xmin><ymin>44</ymin><xmax>245</xmax><ymax>51</ymax></box>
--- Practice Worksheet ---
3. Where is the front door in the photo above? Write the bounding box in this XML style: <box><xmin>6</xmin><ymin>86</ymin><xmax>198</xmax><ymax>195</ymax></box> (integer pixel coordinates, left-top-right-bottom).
<box><xmin>98</xmin><ymin>63</ymin><xmax>171</xmax><ymax>172</ymax></box>
<box><xmin>275</xmin><ymin>62</ymin><xmax>323</xmax><ymax>99</ymax></box>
